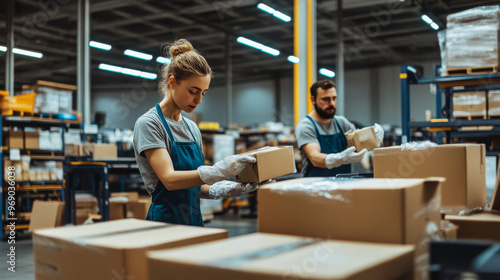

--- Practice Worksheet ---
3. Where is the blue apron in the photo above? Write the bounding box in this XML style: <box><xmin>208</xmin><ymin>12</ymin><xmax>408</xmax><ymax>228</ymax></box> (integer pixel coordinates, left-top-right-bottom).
<box><xmin>145</xmin><ymin>103</ymin><xmax>205</xmax><ymax>226</ymax></box>
<box><xmin>304</xmin><ymin>115</ymin><xmax>351</xmax><ymax>177</ymax></box>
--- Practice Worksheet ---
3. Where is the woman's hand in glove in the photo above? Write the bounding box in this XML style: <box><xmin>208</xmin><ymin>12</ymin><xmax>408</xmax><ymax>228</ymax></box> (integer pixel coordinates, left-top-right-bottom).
<box><xmin>197</xmin><ymin>155</ymin><xmax>256</xmax><ymax>185</ymax></box>
<box><xmin>208</xmin><ymin>180</ymin><xmax>259</xmax><ymax>199</ymax></box>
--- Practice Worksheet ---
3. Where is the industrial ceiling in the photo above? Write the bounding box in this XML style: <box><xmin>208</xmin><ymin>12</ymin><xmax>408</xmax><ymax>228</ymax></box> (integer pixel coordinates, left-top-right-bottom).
<box><xmin>1</xmin><ymin>0</ymin><xmax>499</xmax><ymax>90</ymax></box>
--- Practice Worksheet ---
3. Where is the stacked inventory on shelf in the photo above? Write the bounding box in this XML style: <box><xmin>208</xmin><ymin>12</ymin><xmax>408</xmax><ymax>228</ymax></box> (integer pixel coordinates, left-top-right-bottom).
<box><xmin>0</xmin><ymin>114</ymin><xmax>81</xmax><ymax>239</ymax></box>
<box><xmin>400</xmin><ymin>65</ymin><xmax>500</xmax><ymax>155</ymax></box>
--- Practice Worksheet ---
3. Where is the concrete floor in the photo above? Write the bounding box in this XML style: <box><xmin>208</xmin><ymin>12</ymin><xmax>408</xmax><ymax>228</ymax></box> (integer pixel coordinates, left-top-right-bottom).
<box><xmin>0</xmin><ymin>158</ymin><xmax>497</xmax><ymax>279</ymax></box>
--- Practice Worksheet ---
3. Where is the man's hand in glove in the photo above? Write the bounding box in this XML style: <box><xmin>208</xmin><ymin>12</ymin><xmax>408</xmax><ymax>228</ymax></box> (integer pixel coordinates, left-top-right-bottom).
<box><xmin>325</xmin><ymin>147</ymin><xmax>367</xmax><ymax>169</ymax></box>
<box><xmin>373</xmin><ymin>123</ymin><xmax>384</xmax><ymax>146</ymax></box>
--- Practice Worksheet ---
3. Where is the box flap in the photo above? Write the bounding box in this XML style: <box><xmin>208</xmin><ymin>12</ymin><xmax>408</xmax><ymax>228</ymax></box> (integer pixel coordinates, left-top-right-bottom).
<box><xmin>147</xmin><ymin>232</ymin><xmax>414</xmax><ymax>279</ymax></box>
<box><xmin>29</xmin><ymin>201</ymin><xmax>65</xmax><ymax>232</ymax></box>
<box><xmin>87</xmin><ymin>225</ymin><xmax>227</xmax><ymax>249</ymax></box>
<box><xmin>34</xmin><ymin>218</ymin><xmax>163</xmax><ymax>239</ymax></box>
<box><xmin>445</xmin><ymin>213</ymin><xmax>500</xmax><ymax>222</ymax></box>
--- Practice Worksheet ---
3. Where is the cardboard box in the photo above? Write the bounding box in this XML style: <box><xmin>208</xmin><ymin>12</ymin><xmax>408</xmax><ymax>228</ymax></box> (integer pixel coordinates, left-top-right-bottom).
<box><xmin>109</xmin><ymin>201</ymin><xmax>126</xmax><ymax>220</ymax></box>
<box><xmin>445</xmin><ymin>213</ymin><xmax>500</xmax><ymax>242</ymax></box>
<box><xmin>3</xmin><ymin>159</ymin><xmax>24</xmax><ymax>182</ymax></box>
<box><xmin>110</xmin><ymin>191</ymin><xmax>139</xmax><ymax>202</ymax></box>
<box><xmin>126</xmin><ymin>199</ymin><xmax>151</xmax><ymax>219</ymax></box>
<box><xmin>345</xmin><ymin>126</ymin><xmax>379</xmax><ymax>152</ymax></box>
<box><xmin>258</xmin><ymin>177</ymin><xmax>442</xmax><ymax>280</ymax></box>
<box><xmin>33</xmin><ymin>219</ymin><xmax>228</xmax><ymax>280</ymax></box>
<box><xmin>374</xmin><ymin>144</ymin><xmax>486</xmax><ymax>209</ymax></box>
<box><xmin>24</xmin><ymin>130</ymin><xmax>39</xmax><ymax>149</ymax></box>
<box><xmin>29</xmin><ymin>201</ymin><xmax>65</xmax><ymax>232</ymax></box>
<box><xmin>235</xmin><ymin>146</ymin><xmax>295</xmax><ymax>183</ymax></box>
<box><xmin>439</xmin><ymin>221</ymin><xmax>458</xmax><ymax>240</ymax></box>
<box><xmin>91</xmin><ymin>143</ymin><xmax>117</xmax><ymax>159</ymax></box>
<box><xmin>489</xmin><ymin>90</ymin><xmax>500</xmax><ymax>117</ymax></box>
<box><xmin>147</xmin><ymin>233</ymin><xmax>415</xmax><ymax>280</ymax></box>
<box><xmin>5</xmin><ymin>130</ymin><xmax>23</xmax><ymax>149</ymax></box>
<box><xmin>64</xmin><ymin>143</ymin><xmax>82</xmax><ymax>156</ymax></box>
<box><xmin>453</xmin><ymin>91</ymin><xmax>487</xmax><ymax>118</ymax></box>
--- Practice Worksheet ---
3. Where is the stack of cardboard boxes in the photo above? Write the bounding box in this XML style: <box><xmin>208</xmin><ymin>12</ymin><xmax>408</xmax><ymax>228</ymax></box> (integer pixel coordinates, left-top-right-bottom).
<box><xmin>29</xmin><ymin>142</ymin><xmax>499</xmax><ymax>279</ymax></box>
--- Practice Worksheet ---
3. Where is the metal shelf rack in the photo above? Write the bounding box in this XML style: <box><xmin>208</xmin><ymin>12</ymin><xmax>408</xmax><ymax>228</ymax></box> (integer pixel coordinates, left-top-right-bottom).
<box><xmin>400</xmin><ymin>65</ymin><xmax>500</xmax><ymax>144</ymax></box>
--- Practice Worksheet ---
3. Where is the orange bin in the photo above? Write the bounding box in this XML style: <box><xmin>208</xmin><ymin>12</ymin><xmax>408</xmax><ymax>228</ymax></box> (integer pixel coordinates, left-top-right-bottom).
<box><xmin>0</xmin><ymin>92</ymin><xmax>36</xmax><ymax>116</ymax></box>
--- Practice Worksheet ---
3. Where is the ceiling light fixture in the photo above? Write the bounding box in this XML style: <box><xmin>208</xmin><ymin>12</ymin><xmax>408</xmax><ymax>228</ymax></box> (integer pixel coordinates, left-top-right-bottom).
<box><xmin>421</xmin><ymin>14</ymin><xmax>440</xmax><ymax>30</ymax></box>
<box><xmin>89</xmin><ymin>41</ymin><xmax>112</xmax><ymax>51</ymax></box>
<box><xmin>236</xmin><ymin>37</ymin><xmax>280</xmax><ymax>57</ymax></box>
<box><xmin>319</xmin><ymin>68</ymin><xmax>335</xmax><ymax>78</ymax></box>
<box><xmin>124</xmin><ymin>49</ymin><xmax>153</xmax><ymax>61</ymax></box>
<box><xmin>156</xmin><ymin>56</ymin><xmax>171</xmax><ymax>64</ymax></box>
<box><xmin>98</xmin><ymin>63</ymin><xmax>157</xmax><ymax>80</ymax></box>
<box><xmin>257</xmin><ymin>3</ymin><xmax>291</xmax><ymax>22</ymax></box>
<box><xmin>0</xmin><ymin>46</ymin><xmax>43</xmax><ymax>58</ymax></box>
<box><xmin>287</xmin><ymin>55</ymin><xmax>299</xmax><ymax>63</ymax></box>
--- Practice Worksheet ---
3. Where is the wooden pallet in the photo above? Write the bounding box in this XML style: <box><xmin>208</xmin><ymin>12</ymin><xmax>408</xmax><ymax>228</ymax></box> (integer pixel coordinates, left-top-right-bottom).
<box><xmin>446</xmin><ymin>66</ymin><xmax>498</xmax><ymax>76</ymax></box>
<box><xmin>453</xmin><ymin>115</ymin><xmax>487</xmax><ymax>121</ymax></box>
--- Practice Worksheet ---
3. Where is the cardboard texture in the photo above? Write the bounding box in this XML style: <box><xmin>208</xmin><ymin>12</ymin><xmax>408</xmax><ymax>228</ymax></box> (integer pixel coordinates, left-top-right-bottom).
<box><xmin>126</xmin><ymin>199</ymin><xmax>151</xmax><ymax>219</ymax></box>
<box><xmin>25</xmin><ymin>131</ymin><xmax>39</xmax><ymax>149</ymax></box>
<box><xmin>235</xmin><ymin>146</ymin><xmax>295</xmax><ymax>183</ymax></box>
<box><xmin>110</xmin><ymin>191</ymin><xmax>139</xmax><ymax>202</ymax></box>
<box><xmin>29</xmin><ymin>201</ymin><xmax>65</xmax><ymax>232</ymax></box>
<box><xmin>439</xmin><ymin>221</ymin><xmax>458</xmax><ymax>240</ymax></box>
<box><xmin>445</xmin><ymin>213</ymin><xmax>500</xmax><ymax>242</ymax></box>
<box><xmin>6</xmin><ymin>130</ymin><xmax>23</xmax><ymax>149</ymax></box>
<box><xmin>453</xmin><ymin>91</ymin><xmax>487</xmax><ymax>118</ymax></box>
<box><xmin>374</xmin><ymin>144</ymin><xmax>486</xmax><ymax>209</ymax></box>
<box><xmin>344</xmin><ymin>126</ymin><xmax>379</xmax><ymax>152</ymax></box>
<box><xmin>489</xmin><ymin>90</ymin><xmax>500</xmax><ymax>117</ymax></box>
<box><xmin>109</xmin><ymin>201</ymin><xmax>126</xmax><ymax>220</ymax></box>
<box><xmin>258</xmin><ymin>177</ymin><xmax>442</xmax><ymax>280</ymax></box>
<box><xmin>91</xmin><ymin>143</ymin><xmax>118</xmax><ymax>158</ymax></box>
<box><xmin>147</xmin><ymin>233</ymin><xmax>415</xmax><ymax>280</ymax></box>
<box><xmin>33</xmin><ymin>219</ymin><xmax>228</xmax><ymax>280</ymax></box>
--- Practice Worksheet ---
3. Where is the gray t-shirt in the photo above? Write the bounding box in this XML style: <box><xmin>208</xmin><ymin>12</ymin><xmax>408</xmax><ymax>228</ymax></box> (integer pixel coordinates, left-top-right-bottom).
<box><xmin>295</xmin><ymin>115</ymin><xmax>355</xmax><ymax>175</ymax></box>
<box><xmin>133</xmin><ymin>107</ymin><xmax>202</xmax><ymax>195</ymax></box>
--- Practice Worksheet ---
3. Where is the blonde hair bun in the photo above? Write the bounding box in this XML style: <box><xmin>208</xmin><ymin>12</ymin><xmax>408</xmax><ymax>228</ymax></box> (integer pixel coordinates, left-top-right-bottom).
<box><xmin>169</xmin><ymin>39</ymin><xmax>194</xmax><ymax>59</ymax></box>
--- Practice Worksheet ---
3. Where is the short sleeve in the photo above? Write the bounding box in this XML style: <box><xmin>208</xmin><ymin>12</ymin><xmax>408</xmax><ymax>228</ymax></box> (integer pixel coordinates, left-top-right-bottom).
<box><xmin>336</xmin><ymin>116</ymin><xmax>356</xmax><ymax>132</ymax></box>
<box><xmin>295</xmin><ymin>120</ymin><xmax>319</xmax><ymax>150</ymax></box>
<box><xmin>133</xmin><ymin>115</ymin><xmax>166</xmax><ymax>157</ymax></box>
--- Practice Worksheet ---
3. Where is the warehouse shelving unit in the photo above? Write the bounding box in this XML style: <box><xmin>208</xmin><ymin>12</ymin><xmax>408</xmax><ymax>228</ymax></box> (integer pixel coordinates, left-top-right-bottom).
<box><xmin>400</xmin><ymin>65</ymin><xmax>500</xmax><ymax>155</ymax></box>
<box><xmin>0</xmin><ymin>115</ymin><xmax>81</xmax><ymax>239</ymax></box>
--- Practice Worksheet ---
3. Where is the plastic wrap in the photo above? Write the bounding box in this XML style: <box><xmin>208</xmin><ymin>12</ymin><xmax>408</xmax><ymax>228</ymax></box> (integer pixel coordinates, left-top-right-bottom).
<box><xmin>445</xmin><ymin>5</ymin><xmax>499</xmax><ymax>69</ymax></box>
<box><xmin>447</xmin><ymin>5</ymin><xmax>500</xmax><ymax>28</ymax></box>
<box><xmin>489</xmin><ymin>90</ymin><xmax>500</xmax><ymax>117</ymax></box>
<box><xmin>452</xmin><ymin>91</ymin><xmax>487</xmax><ymax>118</ymax></box>
<box><xmin>437</xmin><ymin>30</ymin><xmax>447</xmax><ymax>73</ymax></box>
<box><xmin>271</xmin><ymin>177</ymin><xmax>352</xmax><ymax>204</ymax></box>
<box><xmin>400</xmin><ymin>140</ymin><xmax>437</xmax><ymax>151</ymax></box>
<box><xmin>446</xmin><ymin>25</ymin><xmax>499</xmax><ymax>69</ymax></box>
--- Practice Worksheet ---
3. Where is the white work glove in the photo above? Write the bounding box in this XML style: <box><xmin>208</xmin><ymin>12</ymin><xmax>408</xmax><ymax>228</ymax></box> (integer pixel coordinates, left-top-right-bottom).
<box><xmin>197</xmin><ymin>155</ymin><xmax>256</xmax><ymax>185</ymax></box>
<box><xmin>208</xmin><ymin>180</ymin><xmax>259</xmax><ymax>199</ymax></box>
<box><xmin>373</xmin><ymin>123</ymin><xmax>384</xmax><ymax>146</ymax></box>
<box><xmin>325</xmin><ymin>147</ymin><xmax>368</xmax><ymax>169</ymax></box>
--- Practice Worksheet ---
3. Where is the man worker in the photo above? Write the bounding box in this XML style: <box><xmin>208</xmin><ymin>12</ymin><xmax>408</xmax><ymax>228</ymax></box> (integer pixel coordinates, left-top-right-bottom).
<box><xmin>295</xmin><ymin>80</ymin><xmax>384</xmax><ymax>177</ymax></box>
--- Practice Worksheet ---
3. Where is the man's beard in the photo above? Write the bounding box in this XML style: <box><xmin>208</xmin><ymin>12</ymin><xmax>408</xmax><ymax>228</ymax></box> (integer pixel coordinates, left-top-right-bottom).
<box><xmin>315</xmin><ymin>103</ymin><xmax>336</xmax><ymax>119</ymax></box>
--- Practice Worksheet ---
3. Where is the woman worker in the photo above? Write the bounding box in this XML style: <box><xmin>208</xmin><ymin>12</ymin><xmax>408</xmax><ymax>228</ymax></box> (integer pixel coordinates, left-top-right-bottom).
<box><xmin>133</xmin><ymin>39</ymin><xmax>257</xmax><ymax>226</ymax></box>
